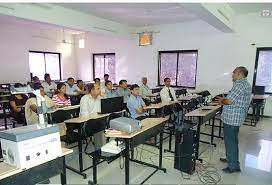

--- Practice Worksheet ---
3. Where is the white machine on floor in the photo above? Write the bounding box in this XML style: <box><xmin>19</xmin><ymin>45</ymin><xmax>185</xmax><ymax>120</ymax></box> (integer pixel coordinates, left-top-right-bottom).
<box><xmin>0</xmin><ymin>124</ymin><xmax>62</xmax><ymax>169</ymax></box>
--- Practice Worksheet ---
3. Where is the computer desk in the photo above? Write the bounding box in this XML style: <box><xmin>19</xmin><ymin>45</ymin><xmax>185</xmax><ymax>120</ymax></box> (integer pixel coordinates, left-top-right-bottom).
<box><xmin>64</xmin><ymin>111</ymin><xmax>125</xmax><ymax>178</ymax></box>
<box><xmin>177</xmin><ymin>94</ymin><xmax>201</xmax><ymax>103</ymax></box>
<box><xmin>64</xmin><ymin>113</ymin><xmax>111</xmax><ymax>178</ymax></box>
<box><xmin>0</xmin><ymin>148</ymin><xmax>73</xmax><ymax>185</ymax></box>
<box><xmin>185</xmin><ymin>105</ymin><xmax>221</xmax><ymax>161</ymax></box>
<box><xmin>89</xmin><ymin>117</ymin><xmax>168</xmax><ymax>185</ymax></box>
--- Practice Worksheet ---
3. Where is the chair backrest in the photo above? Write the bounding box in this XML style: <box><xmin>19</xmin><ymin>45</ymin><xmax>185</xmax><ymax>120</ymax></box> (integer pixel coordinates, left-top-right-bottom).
<box><xmin>51</xmin><ymin>108</ymin><xmax>79</xmax><ymax>124</ymax></box>
<box><xmin>175</xmin><ymin>89</ymin><xmax>188</xmax><ymax>97</ymax></box>
<box><xmin>83</xmin><ymin>118</ymin><xmax>107</xmax><ymax>137</ymax></box>
<box><xmin>184</xmin><ymin>98</ymin><xmax>198</xmax><ymax>112</ymax></box>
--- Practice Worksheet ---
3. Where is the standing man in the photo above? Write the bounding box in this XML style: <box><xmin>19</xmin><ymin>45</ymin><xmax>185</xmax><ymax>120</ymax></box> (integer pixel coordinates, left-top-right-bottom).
<box><xmin>216</xmin><ymin>66</ymin><xmax>251</xmax><ymax>173</ymax></box>
<box><xmin>160</xmin><ymin>78</ymin><xmax>177</xmax><ymax>103</ymax></box>
<box><xmin>140</xmin><ymin>77</ymin><xmax>152</xmax><ymax>99</ymax></box>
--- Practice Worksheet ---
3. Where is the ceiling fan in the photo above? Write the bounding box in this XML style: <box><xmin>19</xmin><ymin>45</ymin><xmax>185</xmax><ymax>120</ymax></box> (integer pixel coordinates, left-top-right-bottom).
<box><xmin>32</xmin><ymin>28</ymin><xmax>74</xmax><ymax>45</ymax></box>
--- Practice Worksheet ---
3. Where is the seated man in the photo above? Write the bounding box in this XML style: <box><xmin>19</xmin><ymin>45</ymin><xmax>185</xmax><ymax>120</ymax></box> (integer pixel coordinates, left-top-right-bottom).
<box><xmin>42</xmin><ymin>73</ymin><xmax>57</xmax><ymax>97</ymax></box>
<box><xmin>80</xmin><ymin>83</ymin><xmax>105</xmax><ymax>147</ymax></box>
<box><xmin>127</xmin><ymin>84</ymin><xmax>149</xmax><ymax>119</ymax></box>
<box><xmin>140</xmin><ymin>77</ymin><xmax>152</xmax><ymax>99</ymax></box>
<box><xmin>25</xmin><ymin>84</ymin><xmax>55</xmax><ymax>125</ymax></box>
<box><xmin>160</xmin><ymin>77</ymin><xmax>177</xmax><ymax>103</ymax></box>
<box><xmin>116</xmin><ymin>79</ymin><xmax>131</xmax><ymax>103</ymax></box>
<box><xmin>104</xmin><ymin>80</ymin><xmax>118</xmax><ymax>98</ymax></box>
<box><xmin>66</xmin><ymin>77</ymin><xmax>81</xmax><ymax>96</ymax></box>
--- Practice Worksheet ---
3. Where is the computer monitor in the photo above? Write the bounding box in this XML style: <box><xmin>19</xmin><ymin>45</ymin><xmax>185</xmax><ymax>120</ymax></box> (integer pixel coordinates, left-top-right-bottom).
<box><xmin>175</xmin><ymin>89</ymin><xmax>188</xmax><ymax>97</ymax></box>
<box><xmin>152</xmin><ymin>87</ymin><xmax>162</xmax><ymax>94</ymax></box>
<box><xmin>101</xmin><ymin>96</ymin><xmax>124</xmax><ymax>114</ymax></box>
<box><xmin>253</xmin><ymin>86</ymin><xmax>265</xmax><ymax>95</ymax></box>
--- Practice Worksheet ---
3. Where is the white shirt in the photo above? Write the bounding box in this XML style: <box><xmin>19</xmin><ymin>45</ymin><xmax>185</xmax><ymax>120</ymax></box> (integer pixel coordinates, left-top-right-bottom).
<box><xmin>80</xmin><ymin>94</ymin><xmax>101</xmax><ymax>116</ymax></box>
<box><xmin>42</xmin><ymin>81</ymin><xmax>57</xmax><ymax>95</ymax></box>
<box><xmin>160</xmin><ymin>86</ymin><xmax>177</xmax><ymax>103</ymax></box>
<box><xmin>25</xmin><ymin>96</ymin><xmax>54</xmax><ymax>125</ymax></box>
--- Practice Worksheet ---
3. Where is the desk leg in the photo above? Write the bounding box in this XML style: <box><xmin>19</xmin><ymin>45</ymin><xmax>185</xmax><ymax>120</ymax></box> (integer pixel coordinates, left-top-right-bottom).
<box><xmin>125</xmin><ymin>139</ymin><xmax>130</xmax><ymax>185</ymax></box>
<box><xmin>196</xmin><ymin>117</ymin><xmax>202</xmax><ymax>162</ymax></box>
<box><xmin>3</xmin><ymin>103</ymin><xmax>7</xmax><ymax>129</ymax></box>
<box><xmin>93</xmin><ymin>154</ymin><xmax>97</xmax><ymax>184</ymax></box>
<box><xmin>61</xmin><ymin>156</ymin><xmax>67</xmax><ymax>185</ymax></box>
<box><xmin>211</xmin><ymin>117</ymin><xmax>216</xmax><ymax>147</ymax></box>
<box><xmin>159</xmin><ymin>131</ymin><xmax>163</xmax><ymax>169</ymax></box>
<box><xmin>78</xmin><ymin>127</ymin><xmax>84</xmax><ymax>172</ymax></box>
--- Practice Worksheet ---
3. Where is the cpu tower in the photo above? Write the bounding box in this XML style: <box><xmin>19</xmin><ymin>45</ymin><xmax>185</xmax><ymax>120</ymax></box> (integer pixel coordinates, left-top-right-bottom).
<box><xmin>174</xmin><ymin>127</ymin><xmax>197</xmax><ymax>174</ymax></box>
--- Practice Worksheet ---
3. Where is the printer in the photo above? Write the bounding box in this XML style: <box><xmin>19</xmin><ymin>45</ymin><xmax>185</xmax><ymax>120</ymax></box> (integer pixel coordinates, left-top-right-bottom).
<box><xmin>0</xmin><ymin>124</ymin><xmax>62</xmax><ymax>169</ymax></box>
<box><xmin>110</xmin><ymin>117</ymin><xmax>142</xmax><ymax>133</ymax></box>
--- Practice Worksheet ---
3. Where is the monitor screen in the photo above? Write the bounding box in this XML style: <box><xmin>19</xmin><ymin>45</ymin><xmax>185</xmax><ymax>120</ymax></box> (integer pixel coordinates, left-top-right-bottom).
<box><xmin>101</xmin><ymin>96</ymin><xmax>124</xmax><ymax>114</ymax></box>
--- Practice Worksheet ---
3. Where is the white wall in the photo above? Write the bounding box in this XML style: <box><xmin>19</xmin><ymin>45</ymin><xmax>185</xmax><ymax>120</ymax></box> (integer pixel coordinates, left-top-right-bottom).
<box><xmin>0</xmin><ymin>23</ymin><xmax>77</xmax><ymax>83</ymax></box>
<box><xmin>74</xmin><ymin>17</ymin><xmax>272</xmax><ymax>115</ymax></box>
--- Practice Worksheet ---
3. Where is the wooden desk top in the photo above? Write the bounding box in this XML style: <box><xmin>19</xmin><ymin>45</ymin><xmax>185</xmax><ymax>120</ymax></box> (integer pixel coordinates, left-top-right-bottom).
<box><xmin>146</xmin><ymin>93</ymin><xmax>160</xmax><ymax>97</ymax></box>
<box><xmin>0</xmin><ymin>100</ymin><xmax>9</xmax><ymax>103</ymax></box>
<box><xmin>145</xmin><ymin>101</ymin><xmax>178</xmax><ymax>110</ymax></box>
<box><xmin>185</xmin><ymin>105</ymin><xmax>221</xmax><ymax>117</ymax></box>
<box><xmin>178</xmin><ymin>95</ymin><xmax>200</xmax><ymax>101</ymax></box>
<box><xmin>252</xmin><ymin>95</ymin><xmax>269</xmax><ymax>100</ymax></box>
<box><xmin>0</xmin><ymin>147</ymin><xmax>73</xmax><ymax>180</ymax></box>
<box><xmin>105</xmin><ymin>117</ymin><xmax>169</xmax><ymax>139</ymax></box>
<box><xmin>0</xmin><ymin>94</ymin><xmax>10</xmax><ymax>98</ymax></box>
<box><xmin>47</xmin><ymin>105</ymin><xmax>80</xmax><ymax>114</ymax></box>
<box><xmin>64</xmin><ymin>113</ymin><xmax>110</xmax><ymax>124</ymax></box>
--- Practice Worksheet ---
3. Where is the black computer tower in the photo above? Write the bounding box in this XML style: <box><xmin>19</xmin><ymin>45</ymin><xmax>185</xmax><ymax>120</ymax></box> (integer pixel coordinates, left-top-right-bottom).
<box><xmin>174</xmin><ymin>128</ymin><xmax>197</xmax><ymax>174</ymax></box>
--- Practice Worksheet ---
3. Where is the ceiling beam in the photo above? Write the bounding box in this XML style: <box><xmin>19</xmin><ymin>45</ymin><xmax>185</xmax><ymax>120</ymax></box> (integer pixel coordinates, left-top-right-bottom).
<box><xmin>0</xmin><ymin>3</ymin><xmax>134</xmax><ymax>36</ymax></box>
<box><xmin>182</xmin><ymin>3</ymin><xmax>235</xmax><ymax>33</ymax></box>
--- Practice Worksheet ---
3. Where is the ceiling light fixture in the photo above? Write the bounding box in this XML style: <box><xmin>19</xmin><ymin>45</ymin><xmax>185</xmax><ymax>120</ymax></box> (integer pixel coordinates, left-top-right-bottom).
<box><xmin>79</xmin><ymin>39</ymin><xmax>85</xmax><ymax>49</ymax></box>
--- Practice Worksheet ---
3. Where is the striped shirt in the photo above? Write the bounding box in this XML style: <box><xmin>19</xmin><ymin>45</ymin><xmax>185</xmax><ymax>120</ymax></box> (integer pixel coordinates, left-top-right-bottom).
<box><xmin>52</xmin><ymin>94</ymin><xmax>71</xmax><ymax>106</ymax></box>
<box><xmin>221</xmin><ymin>78</ymin><xmax>251</xmax><ymax>126</ymax></box>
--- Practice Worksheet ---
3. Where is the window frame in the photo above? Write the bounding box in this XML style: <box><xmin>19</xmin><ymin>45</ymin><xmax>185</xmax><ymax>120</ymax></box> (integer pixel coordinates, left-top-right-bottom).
<box><xmin>92</xmin><ymin>53</ymin><xmax>116</xmax><ymax>81</ymax></box>
<box><xmin>253</xmin><ymin>47</ymin><xmax>272</xmax><ymax>94</ymax></box>
<box><xmin>29</xmin><ymin>50</ymin><xmax>62</xmax><ymax>80</ymax></box>
<box><xmin>158</xmin><ymin>50</ymin><xmax>198</xmax><ymax>88</ymax></box>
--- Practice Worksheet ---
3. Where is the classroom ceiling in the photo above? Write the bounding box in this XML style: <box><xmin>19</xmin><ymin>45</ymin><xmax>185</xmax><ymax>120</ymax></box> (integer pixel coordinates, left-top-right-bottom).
<box><xmin>57</xmin><ymin>3</ymin><xmax>199</xmax><ymax>27</ymax></box>
<box><xmin>0</xmin><ymin>14</ymin><xmax>84</xmax><ymax>34</ymax></box>
<box><xmin>229</xmin><ymin>3</ymin><xmax>272</xmax><ymax>14</ymax></box>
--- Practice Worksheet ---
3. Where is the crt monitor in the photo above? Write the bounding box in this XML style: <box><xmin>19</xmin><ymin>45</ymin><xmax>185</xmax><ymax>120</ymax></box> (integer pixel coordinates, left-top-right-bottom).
<box><xmin>253</xmin><ymin>86</ymin><xmax>265</xmax><ymax>95</ymax></box>
<box><xmin>101</xmin><ymin>96</ymin><xmax>124</xmax><ymax>114</ymax></box>
<box><xmin>152</xmin><ymin>87</ymin><xmax>162</xmax><ymax>94</ymax></box>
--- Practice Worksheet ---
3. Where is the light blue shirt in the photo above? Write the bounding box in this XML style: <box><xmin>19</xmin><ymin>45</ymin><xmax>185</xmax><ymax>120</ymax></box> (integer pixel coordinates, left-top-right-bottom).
<box><xmin>104</xmin><ymin>89</ymin><xmax>118</xmax><ymax>98</ymax></box>
<box><xmin>66</xmin><ymin>84</ymin><xmax>80</xmax><ymax>96</ymax></box>
<box><xmin>221</xmin><ymin>78</ymin><xmax>251</xmax><ymax>126</ymax></box>
<box><xmin>116</xmin><ymin>87</ymin><xmax>131</xmax><ymax>103</ymax></box>
<box><xmin>127</xmin><ymin>95</ymin><xmax>148</xmax><ymax>119</ymax></box>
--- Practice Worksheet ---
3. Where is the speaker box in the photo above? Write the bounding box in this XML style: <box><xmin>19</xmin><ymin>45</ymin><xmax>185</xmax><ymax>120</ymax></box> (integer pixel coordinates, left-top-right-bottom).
<box><xmin>174</xmin><ymin>128</ymin><xmax>197</xmax><ymax>174</ymax></box>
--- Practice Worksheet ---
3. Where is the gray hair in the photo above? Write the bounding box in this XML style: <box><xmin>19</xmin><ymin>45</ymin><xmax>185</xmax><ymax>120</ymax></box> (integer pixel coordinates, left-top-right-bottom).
<box><xmin>142</xmin><ymin>77</ymin><xmax>147</xmax><ymax>81</ymax></box>
<box><xmin>236</xmin><ymin>66</ymin><xmax>248</xmax><ymax>77</ymax></box>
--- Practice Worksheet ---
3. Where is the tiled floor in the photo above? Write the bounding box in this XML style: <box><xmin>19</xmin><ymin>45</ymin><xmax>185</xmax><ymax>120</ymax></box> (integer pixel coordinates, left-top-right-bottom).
<box><xmin>2</xmin><ymin>117</ymin><xmax>272</xmax><ymax>185</ymax></box>
<box><xmin>48</xmin><ymin>118</ymin><xmax>272</xmax><ymax>185</ymax></box>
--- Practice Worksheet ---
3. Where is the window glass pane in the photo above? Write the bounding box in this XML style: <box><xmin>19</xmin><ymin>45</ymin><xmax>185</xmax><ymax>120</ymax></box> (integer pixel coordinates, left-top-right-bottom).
<box><xmin>104</xmin><ymin>54</ymin><xmax>116</xmax><ymax>83</ymax></box>
<box><xmin>177</xmin><ymin>52</ymin><xmax>197</xmax><ymax>87</ymax></box>
<box><xmin>29</xmin><ymin>52</ymin><xmax>45</xmax><ymax>80</ymax></box>
<box><xmin>256</xmin><ymin>50</ymin><xmax>272</xmax><ymax>93</ymax></box>
<box><xmin>159</xmin><ymin>53</ymin><xmax>177</xmax><ymax>85</ymax></box>
<box><xmin>45</xmin><ymin>53</ymin><xmax>60</xmax><ymax>80</ymax></box>
<box><xmin>94</xmin><ymin>55</ymin><xmax>105</xmax><ymax>80</ymax></box>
